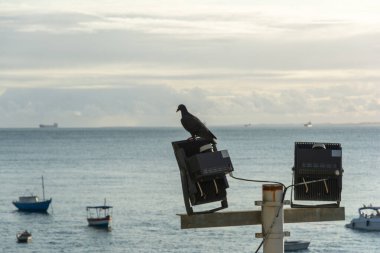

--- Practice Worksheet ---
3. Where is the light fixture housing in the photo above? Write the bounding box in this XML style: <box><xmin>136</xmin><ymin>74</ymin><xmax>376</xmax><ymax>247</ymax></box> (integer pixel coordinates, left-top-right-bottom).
<box><xmin>172</xmin><ymin>138</ymin><xmax>234</xmax><ymax>215</ymax></box>
<box><xmin>292</xmin><ymin>142</ymin><xmax>343</xmax><ymax>207</ymax></box>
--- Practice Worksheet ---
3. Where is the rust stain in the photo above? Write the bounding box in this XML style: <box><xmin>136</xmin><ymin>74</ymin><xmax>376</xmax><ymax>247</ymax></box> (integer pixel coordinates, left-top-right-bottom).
<box><xmin>263</xmin><ymin>184</ymin><xmax>282</xmax><ymax>191</ymax></box>
<box><xmin>263</xmin><ymin>184</ymin><xmax>282</xmax><ymax>201</ymax></box>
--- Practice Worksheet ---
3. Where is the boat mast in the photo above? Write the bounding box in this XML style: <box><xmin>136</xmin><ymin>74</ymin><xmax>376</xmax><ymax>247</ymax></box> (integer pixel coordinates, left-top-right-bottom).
<box><xmin>42</xmin><ymin>176</ymin><xmax>45</xmax><ymax>200</ymax></box>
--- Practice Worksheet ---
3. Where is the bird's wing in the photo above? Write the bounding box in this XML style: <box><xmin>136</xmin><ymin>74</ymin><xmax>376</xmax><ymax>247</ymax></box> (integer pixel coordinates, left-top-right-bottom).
<box><xmin>181</xmin><ymin>112</ymin><xmax>217</xmax><ymax>142</ymax></box>
<box><xmin>197</xmin><ymin>124</ymin><xmax>217</xmax><ymax>140</ymax></box>
<box><xmin>208</xmin><ymin>129</ymin><xmax>217</xmax><ymax>140</ymax></box>
<box><xmin>190</xmin><ymin>114</ymin><xmax>217</xmax><ymax>141</ymax></box>
<box><xmin>181</xmin><ymin>114</ymin><xmax>202</xmax><ymax>136</ymax></box>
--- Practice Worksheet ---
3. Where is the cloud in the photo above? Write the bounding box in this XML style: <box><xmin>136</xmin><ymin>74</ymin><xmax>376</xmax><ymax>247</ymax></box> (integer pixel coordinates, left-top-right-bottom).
<box><xmin>0</xmin><ymin>84</ymin><xmax>378</xmax><ymax>128</ymax></box>
<box><xmin>0</xmin><ymin>86</ymin><xmax>181</xmax><ymax>127</ymax></box>
<box><xmin>1</xmin><ymin>1</ymin><xmax>380</xmax><ymax>74</ymax></box>
<box><xmin>1</xmin><ymin>1</ymin><xmax>379</xmax><ymax>40</ymax></box>
<box><xmin>0</xmin><ymin>1</ymin><xmax>379</xmax><ymax>126</ymax></box>
<box><xmin>1</xmin><ymin>64</ymin><xmax>380</xmax><ymax>92</ymax></box>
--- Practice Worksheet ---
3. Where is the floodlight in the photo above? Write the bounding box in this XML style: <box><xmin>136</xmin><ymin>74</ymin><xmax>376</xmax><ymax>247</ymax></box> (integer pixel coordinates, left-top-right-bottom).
<box><xmin>172</xmin><ymin>138</ymin><xmax>234</xmax><ymax>215</ymax></box>
<box><xmin>291</xmin><ymin>142</ymin><xmax>343</xmax><ymax>207</ymax></box>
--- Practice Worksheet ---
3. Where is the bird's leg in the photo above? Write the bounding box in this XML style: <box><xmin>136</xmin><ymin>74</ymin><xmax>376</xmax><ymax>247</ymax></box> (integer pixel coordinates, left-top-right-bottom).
<box><xmin>186</xmin><ymin>135</ymin><xmax>196</xmax><ymax>141</ymax></box>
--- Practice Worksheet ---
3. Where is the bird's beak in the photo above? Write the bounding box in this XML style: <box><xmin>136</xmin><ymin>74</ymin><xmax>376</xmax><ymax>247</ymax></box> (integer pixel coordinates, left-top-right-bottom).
<box><xmin>176</xmin><ymin>108</ymin><xmax>179</xmax><ymax>112</ymax></box>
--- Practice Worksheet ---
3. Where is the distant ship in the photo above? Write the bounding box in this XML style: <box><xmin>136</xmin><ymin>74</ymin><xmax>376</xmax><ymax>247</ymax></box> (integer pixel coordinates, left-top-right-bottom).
<box><xmin>39</xmin><ymin>123</ymin><xmax>58</xmax><ymax>128</ymax></box>
<box><xmin>304</xmin><ymin>121</ymin><xmax>312</xmax><ymax>127</ymax></box>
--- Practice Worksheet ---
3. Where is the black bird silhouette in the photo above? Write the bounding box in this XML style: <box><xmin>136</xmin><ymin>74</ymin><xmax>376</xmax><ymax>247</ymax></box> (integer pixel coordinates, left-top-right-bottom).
<box><xmin>176</xmin><ymin>104</ymin><xmax>217</xmax><ymax>144</ymax></box>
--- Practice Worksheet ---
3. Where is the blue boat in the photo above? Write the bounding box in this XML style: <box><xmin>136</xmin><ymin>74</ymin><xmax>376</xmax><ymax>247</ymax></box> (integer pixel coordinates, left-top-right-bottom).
<box><xmin>13</xmin><ymin>197</ymin><xmax>52</xmax><ymax>212</ymax></box>
<box><xmin>13</xmin><ymin>176</ymin><xmax>52</xmax><ymax>212</ymax></box>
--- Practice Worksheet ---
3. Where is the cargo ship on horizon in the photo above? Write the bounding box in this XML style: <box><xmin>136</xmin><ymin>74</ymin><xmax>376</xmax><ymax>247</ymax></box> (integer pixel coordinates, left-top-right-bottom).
<box><xmin>39</xmin><ymin>123</ymin><xmax>58</xmax><ymax>128</ymax></box>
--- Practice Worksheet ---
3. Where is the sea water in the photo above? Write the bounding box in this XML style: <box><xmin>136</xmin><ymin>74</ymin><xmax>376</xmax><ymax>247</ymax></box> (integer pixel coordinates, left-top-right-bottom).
<box><xmin>0</xmin><ymin>125</ymin><xmax>379</xmax><ymax>252</ymax></box>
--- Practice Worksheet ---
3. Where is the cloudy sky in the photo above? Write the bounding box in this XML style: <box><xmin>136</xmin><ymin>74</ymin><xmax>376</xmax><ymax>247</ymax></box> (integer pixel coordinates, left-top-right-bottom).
<box><xmin>1</xmin><ymin>0</ymin><xmax>379</xmax><ymax>127</ymax></box>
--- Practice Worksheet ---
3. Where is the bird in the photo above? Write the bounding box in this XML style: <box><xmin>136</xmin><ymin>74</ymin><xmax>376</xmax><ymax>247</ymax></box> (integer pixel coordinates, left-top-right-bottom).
<box><xmin>176</xmin><ymin>104</ymin><xmax>217</xmax><ymax>144</ymax></box>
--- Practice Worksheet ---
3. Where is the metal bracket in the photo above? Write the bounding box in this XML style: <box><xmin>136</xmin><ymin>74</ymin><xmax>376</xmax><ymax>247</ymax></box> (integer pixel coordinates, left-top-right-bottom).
<box><xmin>255</xmin><ymin>200</ymin><xmax>291</xmax><ymax>206</ymax></box>
<box><xmin>255</xmin><ymin>231</ymin><xmax>290</xmax><ymax>238</ymax></box>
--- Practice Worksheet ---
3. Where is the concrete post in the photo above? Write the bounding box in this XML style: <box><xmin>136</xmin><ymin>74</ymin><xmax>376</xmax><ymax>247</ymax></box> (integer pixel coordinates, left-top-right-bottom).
<box><xmin>262</xmin><ymin>184</ymin><xmax>284</xmax><ymax>253</ymax></box>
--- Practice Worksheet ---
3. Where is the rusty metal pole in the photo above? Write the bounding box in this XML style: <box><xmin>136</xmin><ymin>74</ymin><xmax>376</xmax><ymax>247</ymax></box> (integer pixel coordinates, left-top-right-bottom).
<box><xmin>262</xmin><ymin>184</ymin><xmax>284</xmax><ymax>253</ymax></box>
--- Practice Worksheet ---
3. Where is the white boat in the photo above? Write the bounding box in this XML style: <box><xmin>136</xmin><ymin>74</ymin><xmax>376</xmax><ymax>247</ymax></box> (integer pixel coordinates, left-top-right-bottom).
<box><xmin>346</xmin><ymin>205</ymin><xmax>380</xmax><ymax>231</ymax></box>
<box><xmin>16</xmin><ymin>230</ymin><xmax>32</xmax><ymax>243</ymax></box>
<box><xmin>304</xmin><ymin>121</ymin><xmax>312</xmax><ymax>127</ymax></box>
<box><xmin>285</xmin><ymin>240</ymin><xmax>310</xmax><ymax>251</ymax></box>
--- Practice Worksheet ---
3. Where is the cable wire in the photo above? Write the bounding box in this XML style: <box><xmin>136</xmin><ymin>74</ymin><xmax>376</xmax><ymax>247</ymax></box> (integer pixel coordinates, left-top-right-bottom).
<box><xmin>229</xmin><ymin>172</ymin><xmax>285</xmax><ymax>188</ymax></box>
<box><xmin>229</xmin><ymin>173</ymin><xmax>330</xmax><ymax>253</ymax></box>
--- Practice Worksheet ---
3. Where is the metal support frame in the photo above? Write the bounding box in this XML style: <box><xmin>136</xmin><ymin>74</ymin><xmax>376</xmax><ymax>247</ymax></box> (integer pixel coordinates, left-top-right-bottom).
<box><xmin>179</xmin><ymin>183</ymin><xmax>345</xmax><ymax>253</ymax></box>
<box><xmin>173</xmin><ymin>139</ymin><xmax>231</xmax><ymax>215</ymax></box>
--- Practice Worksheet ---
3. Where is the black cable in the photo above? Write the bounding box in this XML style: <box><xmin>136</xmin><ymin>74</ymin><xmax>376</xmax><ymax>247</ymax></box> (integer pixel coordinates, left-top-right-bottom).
<box><xmin>229</xmin><ymin>172</ymin><xmax>285</xmax><ymax>189</ymax></box>
<box><xmin>254</xmin><ymin>239</ymin><xmax>265</xmax><ymax>253</ymax></box>
<box><xmin>229</xmin><ymin>173</ymin><xmax>330</xmax><ymax>253</ymax></box>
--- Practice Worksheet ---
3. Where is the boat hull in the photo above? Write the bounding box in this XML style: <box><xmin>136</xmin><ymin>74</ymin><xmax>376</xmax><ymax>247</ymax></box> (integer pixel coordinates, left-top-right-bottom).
<box><xmin>285</xmin><ymin>240</ymin><xmax>310</xmax><ymax>251</ymax></box>
<box><xmin>13</xmin><ymin>199</ymin><xmax>52</xmax><ymax>212</ymax></box>
<box><xmin>16</xmin><ymin>232</ymin><xmax>32</xmax><ymax>243</ymax></box>
<box><xmin>17</xmin><ymin>236</ymin><xmax>32</xmax><ymax>243</ymax></box>
<box><xmin>346</xmin><ymin>218</ymin><xmax>380</xmax><ymax>231</ymax></box>
<box><xmin>87</xmin><ymin>216</ymin><xmax>112</xmax><ymax>228</ymax></box>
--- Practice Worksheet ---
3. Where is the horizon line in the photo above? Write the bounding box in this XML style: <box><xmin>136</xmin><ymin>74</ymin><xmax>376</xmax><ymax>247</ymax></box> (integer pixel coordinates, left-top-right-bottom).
<box><xmin>1</xmin><ymin>121</ymin><xmax>380</xmax><ymax>129</ymax></box>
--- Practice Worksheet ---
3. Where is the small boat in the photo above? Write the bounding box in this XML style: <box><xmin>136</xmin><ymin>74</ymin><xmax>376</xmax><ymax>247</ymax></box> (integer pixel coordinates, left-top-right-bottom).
<box><xmin>285</xmin><ymin>240</ymin><xmax>310</xmax><ymax>251</ymax></box>
<box><xmin>13</xmin><ymin>176</ymin><xmax>52</xmax><ymax>212</ymax></box>
<box><xmin>86</xmin><ymin>199</ymin><xmax>113</xmax><ymax>229</ymax></box>
<box><xmin>345</xmin><ymin>205</ymin><xmax>380</xmax><ymax>231</ymax></box>
<box><xmin>16</xmin><ymin>230</ymin><xmax>32</xmax><ymax>243</ymax></box>
<box><xmin>304</xmin><ymin>121</ymin><xmax>312</xmax><ymax>127</ymax></box>
<box><xmin>39</xmin><ymin>123</ymin><xmax>58</xmax><ymax>128</ymax></box>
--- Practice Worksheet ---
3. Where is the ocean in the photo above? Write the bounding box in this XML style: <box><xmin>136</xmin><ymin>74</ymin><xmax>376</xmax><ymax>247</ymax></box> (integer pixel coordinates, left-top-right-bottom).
<box><xmin>0</xmin><ymin>125</ymin><xmax>379</xmax><ymax>252</ymax></box>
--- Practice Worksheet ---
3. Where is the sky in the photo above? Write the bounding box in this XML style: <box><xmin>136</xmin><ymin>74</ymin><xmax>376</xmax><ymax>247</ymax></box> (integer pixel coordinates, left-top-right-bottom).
<box><xmin>0</xmin><ymin>0</ymin><xmax>379</xmax><ymax>127</ymax></box>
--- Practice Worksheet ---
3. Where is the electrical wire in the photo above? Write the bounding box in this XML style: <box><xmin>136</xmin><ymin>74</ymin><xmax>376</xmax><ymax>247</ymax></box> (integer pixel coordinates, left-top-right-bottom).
<box><xmin>229</xmin><ymin>173</ymin><xmax>330</xmax><ymax>253</ymax></box>
<box><xmin>229</xmin><ymin>172</ymin><xmax>285</xmax><ymax>189</ymax></box>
